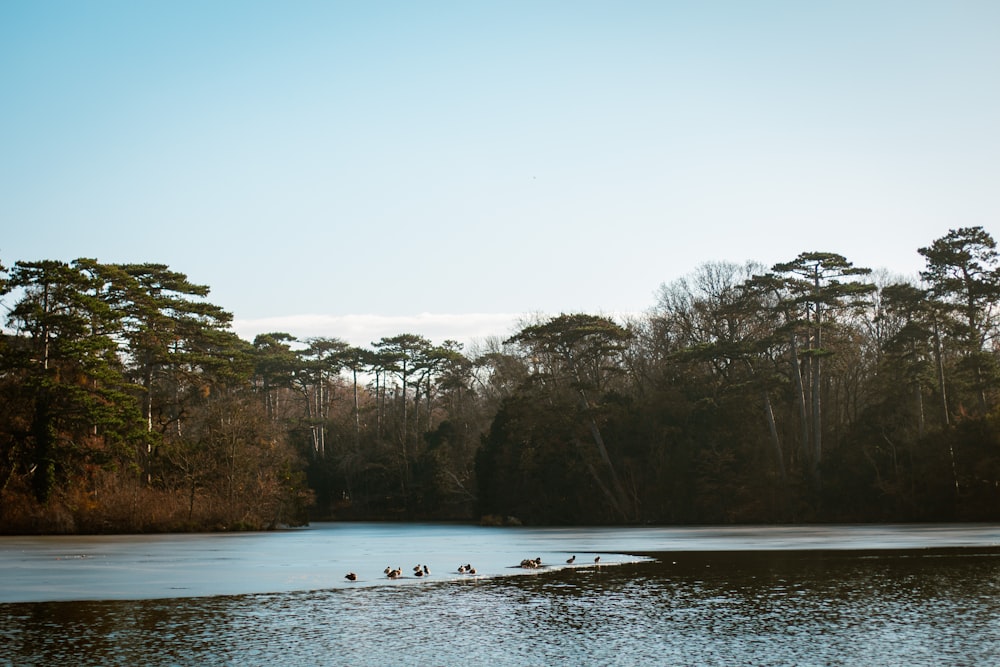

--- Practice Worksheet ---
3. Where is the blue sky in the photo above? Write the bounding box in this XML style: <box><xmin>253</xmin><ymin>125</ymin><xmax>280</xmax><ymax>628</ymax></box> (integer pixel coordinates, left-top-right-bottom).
<box><xmin>3</xmin><ymin>1</ymin><xmax>999</xmax><ymax>346</ymax></box>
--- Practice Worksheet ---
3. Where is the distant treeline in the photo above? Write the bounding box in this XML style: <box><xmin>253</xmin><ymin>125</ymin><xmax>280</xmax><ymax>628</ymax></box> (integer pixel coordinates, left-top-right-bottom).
<box><xmin>1</xmin><ymin>226</ymin><xmax>999</xmax><ymax>533</ymax></box>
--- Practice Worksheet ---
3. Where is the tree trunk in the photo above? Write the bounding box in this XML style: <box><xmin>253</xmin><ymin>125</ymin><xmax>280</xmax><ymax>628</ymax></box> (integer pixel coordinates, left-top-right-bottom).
<box><xmin>789</xmin><ymin>331</ymin><xmax>811</xmax><ymax>471</ymax></box>
<box><xmin>375</xmin><ymin>370</ymin><xmax>382</xmax><ymax>438</ymax></box>
<box><xmin>914</xmin><ymin>379</ymin><xmax>925</xmax><ymax>440</ymax></box>
<box><xmin>574</xmin><ymin>384</ymin><xmax>632</xmax><ymax>521</ymax></box>
<box><xmin>143</xmin><ymin>364</ymin><xmax>154</xmax><ymax>484</ymax></box>
<box><xmin>932</xmin><ymin>320</ymin><xmax>950</xmax><ymax>426</ymax></box>
<box><xmin>352</xmin><ymin>367</ymin><xmax>360</xmax><ymax>445</ymax></box>
<box><xmin>811</xmin><ymin>272</ymin><xmax>823</xmax><ymax>477</ymax></box>
<box><xmin>762</xmin><ymin>389</ymin><xmax>785</xmax><ymax>480</ymax></box>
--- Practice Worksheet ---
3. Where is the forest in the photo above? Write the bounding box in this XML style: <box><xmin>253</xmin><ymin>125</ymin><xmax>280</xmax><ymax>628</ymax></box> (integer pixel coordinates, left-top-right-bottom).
<box><xmin>1</xmin><ymin>226</ymin><xmax>998</xmax><ymax>533</ymax></box>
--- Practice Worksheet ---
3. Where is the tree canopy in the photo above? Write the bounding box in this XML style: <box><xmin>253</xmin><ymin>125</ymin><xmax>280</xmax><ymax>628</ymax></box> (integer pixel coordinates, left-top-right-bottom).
<box><xmin>2</xmin><ymin>227</ymin><xmax>999</xmax><ymax>533</ymax></box>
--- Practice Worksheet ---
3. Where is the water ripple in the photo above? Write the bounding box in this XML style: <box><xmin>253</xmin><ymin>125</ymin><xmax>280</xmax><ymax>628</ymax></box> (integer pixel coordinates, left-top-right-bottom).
<box><xmin>3</xmin><ymin>548</ymin><xmax>1000</xmax><ymax>665</ymax></box>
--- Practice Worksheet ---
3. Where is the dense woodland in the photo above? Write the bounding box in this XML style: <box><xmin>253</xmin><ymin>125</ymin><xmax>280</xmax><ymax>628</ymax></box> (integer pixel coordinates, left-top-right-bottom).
<box><xmin>1</xmin><ymin>226</ymin><xmax>999</xmax><ymax>533</ymax></box>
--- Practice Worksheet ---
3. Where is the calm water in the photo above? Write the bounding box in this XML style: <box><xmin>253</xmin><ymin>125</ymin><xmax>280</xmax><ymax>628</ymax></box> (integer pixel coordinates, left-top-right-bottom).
<box><xmin>2</xmin><ymin>523</ymin><xmax>1000</xmax><ymax>666</ymax></box>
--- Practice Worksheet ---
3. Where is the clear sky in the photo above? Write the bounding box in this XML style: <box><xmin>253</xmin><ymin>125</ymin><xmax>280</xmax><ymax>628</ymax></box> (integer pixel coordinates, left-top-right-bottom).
<box><xmin>3</xmin><ymin>1</ymin><xmax>999</xmax><ymax>347</ymax></box>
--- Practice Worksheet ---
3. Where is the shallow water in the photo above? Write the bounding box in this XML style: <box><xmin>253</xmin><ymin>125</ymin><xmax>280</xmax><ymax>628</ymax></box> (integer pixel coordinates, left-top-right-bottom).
<box><xmin>2</xmin><ymin>523</ymin><xmax>1000</xmax><ymax>666</ymax></box>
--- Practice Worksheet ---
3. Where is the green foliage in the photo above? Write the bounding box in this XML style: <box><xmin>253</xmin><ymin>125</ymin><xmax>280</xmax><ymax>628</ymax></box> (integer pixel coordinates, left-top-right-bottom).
<box><xmin>477</xmin><ymin>389</ymin><xmax>605</xmax><ymax>524</ymax></box>
<box><xmin>0</xmin><ymin>258</ymin><xmax>307</xmax><ymax>533</ymax></box>
<box><xmin>918</xmin><ymin>226</ymin><xmax>1000</xmax><ymax>414</ymax></box>
<box><xmin>2</xmin><ymin>228</ymin><xmax>1000</xmax><ymax>532</ymax></box>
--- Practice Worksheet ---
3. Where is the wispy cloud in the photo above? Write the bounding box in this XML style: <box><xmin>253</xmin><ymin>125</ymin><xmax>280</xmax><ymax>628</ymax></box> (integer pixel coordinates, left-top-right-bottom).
<box><xmin>231</xmin><ymin>313</ymin><xmax>525</xmax><ymax>348</ymax></box>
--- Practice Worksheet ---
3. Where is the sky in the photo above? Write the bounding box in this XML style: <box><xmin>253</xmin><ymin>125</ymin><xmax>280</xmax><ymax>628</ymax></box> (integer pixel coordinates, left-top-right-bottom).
<box><xmin>2</xmin><ymin>1</ymin><xmax>999</xmax><ymax>348</ymax></box>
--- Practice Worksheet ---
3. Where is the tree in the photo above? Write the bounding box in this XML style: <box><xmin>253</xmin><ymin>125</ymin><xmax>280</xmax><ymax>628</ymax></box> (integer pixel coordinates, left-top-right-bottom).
<box><xmin>252</xmin><ymin>333</ymin><xmax>299</xmax><ymax>421</ymax></box>
<box><xmin>297</xmin><ymin>337</ymin><xmax>350</xmax><ymax>457</ymax></box>
<box><xmin>414</xmin><ymin>340</ymin><xmax>468</xmax><ymax>426</ymax></box>
<box><xmin>2</xmin><ymin>260</ymin><xmax>143</xmax><ymax>503</ymax></box>
<box><xmin>163</xmin><ymin>393</ymin><xmax>311</xmax><ymax>529</ymax></box>
<box><xmin>919</xmin><ymin>226</ymin><xmax>1000</xmax><ymax>414</ymax></box>
<box><xmin>114</xmin><ymin>263</ymin><xmax>237</xmax><ymax>482</ymax></box>
<box><xmin>876</xmin><ymin>283</ymin><xmax>939</xmax><ymax>435</ymax></box>
<box><xmin>341</xmin><ymin>345</ymin><xmax>374</xmax><ymax>446</ymax></box>
<box><xmin>108</xmin><ymin>261</ymin><xmax>255</xmax><ymax>513</ymax></box>
<box><xmin>657</xmin><ymin>262</ymin><xmax>790</xmax><ymax>487</ymax></box>
<box><xmin>770</xmin><ymin>252</ymin><xmax>874</xmax><ymax>482</ymax></box>
<box><xmin>470</xmin><ymin>336</ymin><xmax>529</xmax><ymax>407</ymax></box>
<box><xmin>506</xmin><ymin>313</ymin><xmax>634</xmax><ymax>520</ymax></box>
<box><xmin>372</xmin><ymin>333</ymin><xmax>432</xmax><ymax>501</ymax></box>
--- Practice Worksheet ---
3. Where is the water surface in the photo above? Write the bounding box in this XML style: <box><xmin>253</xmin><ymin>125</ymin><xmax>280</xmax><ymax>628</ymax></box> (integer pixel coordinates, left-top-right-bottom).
<box><xmin>2</xmin><ymin>523</ymin><xmax>999</xmax><ymax>665</ymax></box>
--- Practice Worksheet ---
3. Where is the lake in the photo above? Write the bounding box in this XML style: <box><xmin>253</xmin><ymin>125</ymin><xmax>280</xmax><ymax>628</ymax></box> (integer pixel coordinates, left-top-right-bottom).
<box><xmin>2</xmin><ymin>522</ymin><xmax>999</xmax><ymax>665</ymax></box>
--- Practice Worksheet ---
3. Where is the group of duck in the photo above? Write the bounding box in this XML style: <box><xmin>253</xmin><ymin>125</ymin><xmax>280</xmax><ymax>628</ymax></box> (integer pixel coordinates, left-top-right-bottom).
<box><xmin>343</xmin><ymin>563</ymin><xmax>475</xmax><ymax>581</ymax></box>
<box><xmin>344</xmin><ymin>554</ymin><xmax>601</xmax><ymax>582</ymax></box>
<box><xmin>385</xmin><ymin>564</ymin><xmax>432</xmax><ymax>579</ymax></box>
<box><xmin>521</xmin><ymin>555</ymin><xmax>600</xmax><ymax>568</ymax></box>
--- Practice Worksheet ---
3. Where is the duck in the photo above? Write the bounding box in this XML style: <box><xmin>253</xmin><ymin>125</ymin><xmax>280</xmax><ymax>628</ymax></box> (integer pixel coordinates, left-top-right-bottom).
<box><xmin>345</xmin><ymin>572</ymin><xmax>358</xmax><ymax>581</ymax></box>
<box><xmin>594</xmin><ymin>556</ymin><xmax>601</xmax><ymax>565</ymax></box>
<box><xmin>387</xmin><ymin>567</ymin><xmax>402</xmax><ymax>579</ymax></box>
<box><xmin>423</xmin><ymin>565</ymin><xmax>430</xmax><ymax>575</ymax></box>
<box><xmin>566</xmin><ymin>555</ymin><xmax>576</xmax><ymax>564</ymax></box>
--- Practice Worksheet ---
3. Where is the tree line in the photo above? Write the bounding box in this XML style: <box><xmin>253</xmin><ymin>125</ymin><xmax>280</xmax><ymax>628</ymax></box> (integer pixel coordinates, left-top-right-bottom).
<box><xmin>1</xmin><ymin>226</ymin><xmax>998</xmax><ymax>532</ymax></box>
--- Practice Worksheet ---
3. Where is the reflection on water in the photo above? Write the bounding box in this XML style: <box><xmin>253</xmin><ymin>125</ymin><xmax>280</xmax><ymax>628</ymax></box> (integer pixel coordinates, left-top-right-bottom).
<box><xmin>4</xmin><ymin>549</ymin><xmax>1000</xmax><ymax>666</ymax></box>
